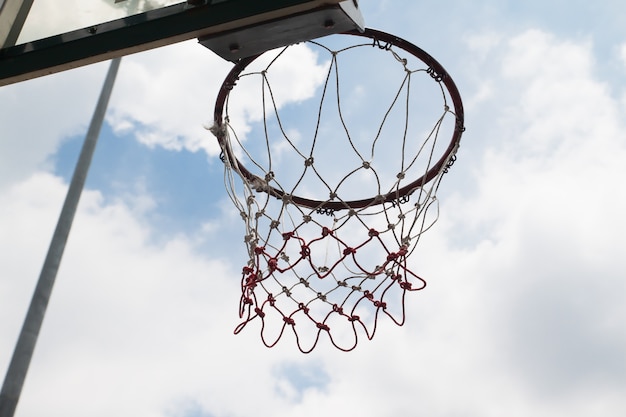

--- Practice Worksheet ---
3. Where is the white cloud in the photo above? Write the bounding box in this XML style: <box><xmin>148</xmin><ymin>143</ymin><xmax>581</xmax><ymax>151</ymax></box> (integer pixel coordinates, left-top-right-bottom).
<box><xmin>433</xmin><ymin>28</ymin><xmax>626</xmax><ymax>411</ymax></box>
<box><xmin>0</xmin><ymin>172</ymin><xmax>302</xmax><ymax>416</ymax></box>
<box><xmin>107</xmin><ymin>41</ymin><xmax>329</xmax><ymax>157</ymax></box>
<box><xmin>465</xmin><ymin>31</ymin><xmax>503</xmax><ymax>60</ymax></box>
<box><xmin>107</xmin><ymin>40</ymin><xmax>232</xmax><ymax>155</ymax></box>
<box><xmin>619</xmin><ymin>42</ymin><xmax>626</xmax><ymax>113</ymax></box>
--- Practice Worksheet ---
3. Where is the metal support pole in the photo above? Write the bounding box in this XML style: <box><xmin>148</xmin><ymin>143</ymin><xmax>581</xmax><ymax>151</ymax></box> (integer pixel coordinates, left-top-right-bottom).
<box><xmin>0</xmin><ymin>57</ymin><xmax>121</xmax><ymax>417</ymax></box>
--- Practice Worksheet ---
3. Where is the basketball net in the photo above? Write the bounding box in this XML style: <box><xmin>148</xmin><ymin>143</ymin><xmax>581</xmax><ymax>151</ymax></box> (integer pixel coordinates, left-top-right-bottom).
<box><xmin>211</xmin><ymin>29</ymin><xmax>464</xmax><ymax>352</ymax></box>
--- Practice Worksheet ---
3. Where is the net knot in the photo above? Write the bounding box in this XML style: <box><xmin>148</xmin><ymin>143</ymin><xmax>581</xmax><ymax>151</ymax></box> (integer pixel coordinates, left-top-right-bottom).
<box><xmin>368</xmin><ymin>228</ymin><xmax>379</xmax><ymax>237</ymax></box>
<box><xmin>283</xmin><ymin>317</ymin><xmax>295</xmax><ymax>326</ymax></box>
<box><xmin>242</xmin><ymin>297</ymin><xmax>253</xmax><ymax>305</ymax></box>
<box><xmin>267</xmin><ymin>294</ymin><xmax>276</xmax><ymax>306</ymax></box>
<box><xmin>400</xmin><ymin>281</ymin><xmax>413</xmax><ymax>290</ymax></box>
<box><xmin>242</xmin><ymin>266</ymin><xmax>254</xmax><ymax>274</ymax></box>
<box><xmin>374</xmin><ymin>300</ymin><xmax>387</xmax><ymax>309</ymax></box>
<box><xmin>387</xmin><ymin>252</ymin><xmax>399</xmax><ymax>261</ymax></box>
<box><xmin>300</xmin><ymin>245</ymin><xmax>310</xmax><ymax>257</ymax></box>
<box><xmin>332</xmin><ymin>304</ymin><xmax>344</xmax><ymax>314</ymax></box>
<box><xmin>321</xmin><ymin>227</ymin><xmax>333</xmax><ymax>237</ymax></box>
<box><xmin>343</xmin><ymin>247</ymin><xmax>356</xmax><ymax>255</ymax></box>
<box><xmin>254</xmin><ymin>246</ymin><xmax>265</xmax><ymax>255</ymax></box>
<box><xmin>254</xmin><ymin>307</ymin><xmax>265</xmax><ymax>318</ymax></box>
<box><xmin>282</xmin><ymin>231</ymin><xmax>294</xmax><ymax>240</ymax></box>
<box><xmin>268</xmin><ymin>258</ymin><xmax>278</xmax><ymax>271</ymax></box>
<box><xmin>316</xmin><ymin>322</ymin><xmax>330</xmax><ymax>331</ymax></box>
<box><xmin>364</xmin><ymin>291</ymin><xmax>373</xmax><ymax>300</ymax></box>
<box><xmin>362</xmin><ymin>161</ymin><xmax>371</xmax><ymax>169</ymax></box>
<box><xmin>349</xmin><ymin>315</ymin><xmax>360</xmax><ymax>322</ymax></box>
<box><xmin>304</xmin><ymin>157</ymin><xmax>314</xmax><ymax>167</ymax></box>
<box><xmin>244</xmin><ymin>273</ymin><xmax>258</xmax><ymax>288</ymax></box>
<box><xmin>298</xmin><ymin>303</ymin><xmax>310</xmax><ymax>314</ymax></box>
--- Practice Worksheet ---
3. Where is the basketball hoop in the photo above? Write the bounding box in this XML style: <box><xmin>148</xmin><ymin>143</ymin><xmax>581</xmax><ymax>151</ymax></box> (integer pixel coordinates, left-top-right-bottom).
<box><xmin>211</xmin><ymin>28</ymin><xmax>464</xmax><ymax>352</ymax></box>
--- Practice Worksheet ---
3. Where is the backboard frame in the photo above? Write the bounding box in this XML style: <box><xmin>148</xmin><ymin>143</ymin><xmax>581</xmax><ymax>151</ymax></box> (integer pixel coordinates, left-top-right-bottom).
<box><xmin>0</xmin><ymin>0</ymin><xmax>363</xmax><ymax>86</ymax></box>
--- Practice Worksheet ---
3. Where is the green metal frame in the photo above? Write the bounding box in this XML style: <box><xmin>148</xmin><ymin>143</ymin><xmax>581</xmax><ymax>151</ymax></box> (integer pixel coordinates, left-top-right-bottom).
<box><xmin>0</xmin><ymin>0</ymin><xmax>344</xmax><ymax>86</ymax></box>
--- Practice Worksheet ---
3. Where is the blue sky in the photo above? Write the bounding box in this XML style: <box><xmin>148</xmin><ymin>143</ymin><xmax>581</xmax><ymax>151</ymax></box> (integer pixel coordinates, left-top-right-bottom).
<box><xmin>1</xmin><ymin>1</ymin><xmax>626</xmax><ymax>416</ymax></box>
<box><xmin>52</xmin><ymin>123</ymin><xmax>224</xmax><ymax>239</ymax></box>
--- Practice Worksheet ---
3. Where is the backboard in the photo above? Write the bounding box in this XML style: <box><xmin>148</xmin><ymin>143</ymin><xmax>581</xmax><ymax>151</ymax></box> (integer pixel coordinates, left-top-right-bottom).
<box><xmin>0</xmin><ymin>0</ymin><xmax>364</xmax><ymax>86</ymax></box>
